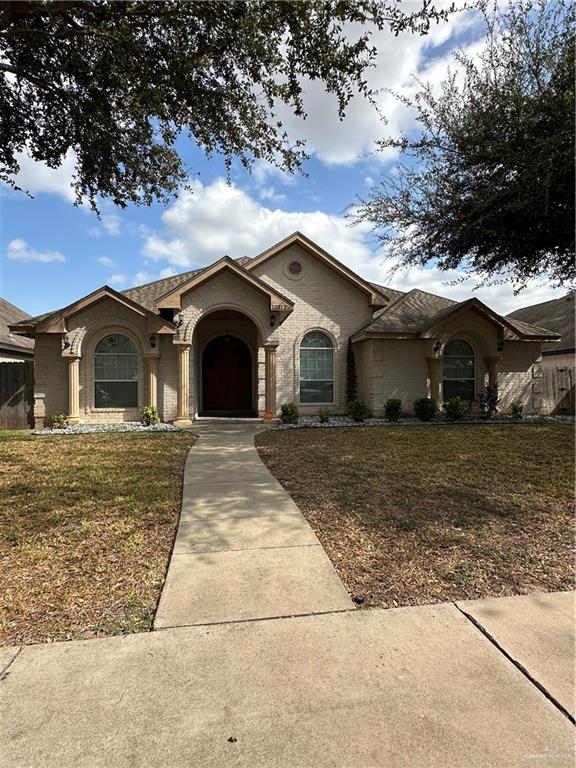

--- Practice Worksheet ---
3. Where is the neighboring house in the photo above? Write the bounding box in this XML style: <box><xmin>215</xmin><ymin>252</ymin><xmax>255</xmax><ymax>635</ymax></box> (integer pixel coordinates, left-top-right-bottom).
<box><xmin>508</xmin><ymin>293</ymin><xmax>575</xmax><ymax>414</ymax></box>
<box><xmin>0</xmin><ymin>298</ymin><xmax>34</xmax><ymax>362</ymax></box>
<box><xmin>0</xmin><ymin>298</ymin><xmax>34</xmax><ymax>429</ymax></box>
<box><xmin>10</xmin><ymin>232</ymin><xmax>560</xmax><ymax>429</ymax></box>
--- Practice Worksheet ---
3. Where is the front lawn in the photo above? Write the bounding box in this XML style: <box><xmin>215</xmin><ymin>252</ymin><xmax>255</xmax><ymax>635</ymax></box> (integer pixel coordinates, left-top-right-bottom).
<box><xmin>0</xmin><ymin>431</ymin><xmax>196</xmax><ymax>645</ymax></box>
<box><xmin>256</xmin><ymin>425</ymin><xmax>575</xmax><ymax>607</ymax></box>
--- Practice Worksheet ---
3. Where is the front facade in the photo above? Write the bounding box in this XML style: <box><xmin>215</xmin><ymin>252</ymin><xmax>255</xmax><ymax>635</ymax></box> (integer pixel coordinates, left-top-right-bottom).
<box><xmin>11</xmin><ymin>233</ymin><xmax>561</xmax><ymax>428</ymax></box>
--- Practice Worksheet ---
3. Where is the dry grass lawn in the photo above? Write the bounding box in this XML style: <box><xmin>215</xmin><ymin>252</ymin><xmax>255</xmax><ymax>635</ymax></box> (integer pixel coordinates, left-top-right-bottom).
<box><xmin>256</xmin><ymin>425</ymin><xmax>575</xmax><ymax>608</ymax></box>
<box><xmin>0</xmin><ymin>430</ymin><xmax>196</xmax><ymax>645</ymax></box>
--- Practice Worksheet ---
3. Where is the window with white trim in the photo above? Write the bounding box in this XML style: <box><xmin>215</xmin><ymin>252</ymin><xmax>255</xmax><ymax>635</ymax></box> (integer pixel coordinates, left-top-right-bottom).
<box><xmin>443</xmin><ymin>339</ymin><xmax>475</xmax><ymax>401</ymax></box>
<box><xmin>94</xmin><ymin>334</ymin><xmax>139</xmax><ymax>408</ymax></box>
<box><xmin>300</xmin><ymin>331</ymin><xmax>334</xmax><ymax>404</ymax></box>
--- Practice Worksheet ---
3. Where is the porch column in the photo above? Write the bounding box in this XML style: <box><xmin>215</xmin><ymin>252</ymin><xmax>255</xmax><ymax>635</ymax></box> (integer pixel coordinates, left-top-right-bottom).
<box><xmin>174</xmin><ymin>343</ymin><xmax>192</xmax><ymax>426</ymax></box>
<box><xmin>426</xmin><ymin>356</ymin><xmax>443</xmax><ymax>404</ymax></box>
<box><xmin>146</xmin><ymin>356</ymin><xmax>158</xmax><ymax>409</ymax></box>
<box><xmin>67</xmin><ymin>356</ymin><xmax>82</xmax><ymax>425</ymax></box>
<box><xmin>264</xmin><ymin>343</ymin><xmax>278</xmax><ymax>421</ymax></box>
<box><xmin>484</xmin><ymin>355</ymin><xmax>501</xmax><ymax>389</ymax></box>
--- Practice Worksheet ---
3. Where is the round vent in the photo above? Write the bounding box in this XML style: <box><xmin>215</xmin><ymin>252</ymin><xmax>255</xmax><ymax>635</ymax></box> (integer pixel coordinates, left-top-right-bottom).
<box><xmin>288</xmin><ymin>260</ymin><xmax>302</xmax><ymax>275</ymax></box>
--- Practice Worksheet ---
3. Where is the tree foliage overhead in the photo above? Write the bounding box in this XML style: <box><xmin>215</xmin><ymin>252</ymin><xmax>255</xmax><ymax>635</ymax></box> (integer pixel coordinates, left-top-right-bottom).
<box><xmin>0</xmin><ymin>0</ymin><xmax>451</xmax><ymax>209</ymax></box>
<box><xmin>354</xmin><ymin>0</ymin><xmax>575</xmax><ymax>289</ymax></box>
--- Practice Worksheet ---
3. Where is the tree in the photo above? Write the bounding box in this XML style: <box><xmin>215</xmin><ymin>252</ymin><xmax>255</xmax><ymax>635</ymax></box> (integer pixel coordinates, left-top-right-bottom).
<box><xmin>354</xmin><ymin>0</ymin><xmax>575</xmax><ymax>289</ymax></box>
<box><xmin>0</xmin><ymin>0</ymin><xmax>451</xmax><ymax>210</ymax></box>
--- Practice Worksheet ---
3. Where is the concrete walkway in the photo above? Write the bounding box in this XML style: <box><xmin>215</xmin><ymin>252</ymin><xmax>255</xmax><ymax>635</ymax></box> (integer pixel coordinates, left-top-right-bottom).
<box><xmin>2</xmin><ymin>593</ymin><xmax>574</xmax><ymax>767</ymax></box>
<box><xmin>154</xmin><ymin>422</ymin><xmax>353</xmax><ymax>629</ymax></box>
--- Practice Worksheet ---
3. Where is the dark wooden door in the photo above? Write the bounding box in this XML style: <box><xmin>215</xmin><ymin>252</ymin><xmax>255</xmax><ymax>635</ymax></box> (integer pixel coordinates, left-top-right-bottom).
<box><xmin>202</xmin><ymin>336</ymin><xmax>253</xmax><ymax>413</ymax></box>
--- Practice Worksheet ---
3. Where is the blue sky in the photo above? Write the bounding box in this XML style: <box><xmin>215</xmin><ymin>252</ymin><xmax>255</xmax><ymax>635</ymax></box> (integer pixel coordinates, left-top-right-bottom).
<box><xmin>0</xmin><ymin>6</ymin><xmax>566</xmax><ymax>318</ymax></box>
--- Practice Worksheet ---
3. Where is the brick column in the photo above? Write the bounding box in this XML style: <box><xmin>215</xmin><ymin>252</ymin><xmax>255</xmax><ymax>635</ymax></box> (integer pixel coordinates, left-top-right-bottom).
<box><xmin>146</xmin><ymin>356</ymin><xmax>158</xmax><ymax>409</ymax></box>
<box><xmin>67</xmin><ymin>357</ymin><xmax>82</xmax><ymax>424</ymax></box>
<box><xmin>484</xmin><ymin>356</ymin><xmax>501</xmax><ymax>389</ymax></box>
<box><xmin>174</xmin><ymin>344</ymin><xmax>192</xmax><ymax>426</ymax></box>
<box><xmin>426</xmin><ymin>356</ymin><xmax>443</xmax><ymax>404</ymax></box>
<box><xmin>264</xmin><ymin>343</ymin><xmax>278</xmax><ymax>421</ymax></box>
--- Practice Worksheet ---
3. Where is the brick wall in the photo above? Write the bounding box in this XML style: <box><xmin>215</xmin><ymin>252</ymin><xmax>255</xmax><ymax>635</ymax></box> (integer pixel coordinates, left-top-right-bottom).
<box><xmin>252</xmin><ymin>244</ymin><xmax>375</xmax><ymax>414</ymax></box>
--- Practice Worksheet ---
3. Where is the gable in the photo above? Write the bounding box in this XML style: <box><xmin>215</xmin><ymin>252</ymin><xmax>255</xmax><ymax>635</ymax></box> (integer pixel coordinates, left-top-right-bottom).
<box><xmin>155</xmin><ymin>257</ymin><xmax>294</xmax><ymax>313</ymax></box>
<box><xmin>247</xmin><ymin>232</ymin><xmax>389</xmax><ymax>308</ymax></box>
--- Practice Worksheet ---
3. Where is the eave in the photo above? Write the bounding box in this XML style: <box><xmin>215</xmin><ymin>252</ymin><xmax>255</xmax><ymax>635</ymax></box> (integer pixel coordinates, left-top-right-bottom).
<box><xmin>10</xmin><ymin>286</ymin><xmax>176</xmax><ymax>336</ymax></box>
<box><xmin>155</xmin><ymin>256</ymin><xmax>295</xmax><ymax>313</ymax></box>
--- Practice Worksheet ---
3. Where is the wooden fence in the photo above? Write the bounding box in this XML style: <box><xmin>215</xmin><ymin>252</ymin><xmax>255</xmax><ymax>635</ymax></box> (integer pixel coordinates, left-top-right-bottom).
<box><xmin>536</xmin><ymin>365</ymin><xmax>575</xmax><ymax>415</ymax></box>
<box><xmin>0</xmin><ymin>361</ymin><xmax>34</xmax><ymax>429</ymax></box>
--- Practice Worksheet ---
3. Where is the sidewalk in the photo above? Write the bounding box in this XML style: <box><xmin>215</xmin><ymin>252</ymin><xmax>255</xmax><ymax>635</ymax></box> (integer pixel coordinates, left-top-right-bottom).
<box><xmin>1</xmin><ymin>594</ymin><xmax>573</xmax><ymax>767</ymax></box>
<box><xmin>154</xmin><ymin>422</ymin><xmax>353</xmax><ymax>629</ymax></box>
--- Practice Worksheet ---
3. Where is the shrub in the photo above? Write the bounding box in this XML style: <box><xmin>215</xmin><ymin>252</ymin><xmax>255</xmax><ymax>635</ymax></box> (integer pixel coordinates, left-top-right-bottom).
<box><xmin>443</xmin><ymin>396</ymin><xmax>471</xmax><ymax>420</ymax></box>
<box><xmin>318</xmin><ymin>407</ymin><xmax>330</xmax><ymax>424</ymax></box>
<box><xmin>142</xmin><ymin>405</ymin><xmax>160</xmax><ymax>426</ymax></box>
<box><xmin>477</xmin><ymin>384</ymin><xmax>500</xmax><ymax>419</ymax></box>
<box><xmin>413</xmin><ymin>397</ymin><xmax>437</xmax><ymax>421</ymax></box>
<box><xmin>384</xmin><ymin>398</ymin><xmax>402</xmax><ymax>422</ymax></box>
<box><xmin>510</xmin><ymin>401</ymin><xmax>525</xmax><ymax>420</ymax></box>
<box><xmin>280</xmin><ymin>402</ymin><xmax>299</xmax><ymax>424</ymax></box>
<box><xmin>347</xmin><ymin>399</ymin><xmax>371</xmax><ymax>422</ymax></box>
<box><xmin>51</xmin><ymin>413</ymin><xmax>68</xmax><ymax>429</ymax></box>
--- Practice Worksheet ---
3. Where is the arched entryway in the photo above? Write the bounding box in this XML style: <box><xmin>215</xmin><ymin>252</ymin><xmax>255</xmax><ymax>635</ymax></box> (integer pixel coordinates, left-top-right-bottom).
<box><xmin>202</xmin><ymin>335</ymin><xmax>253</xmax><ymax>414</ymax></box>
<box><xmin>194</xmin><ymin>308</ymin><xmax>259</xmax><ymax>417</ymax></box>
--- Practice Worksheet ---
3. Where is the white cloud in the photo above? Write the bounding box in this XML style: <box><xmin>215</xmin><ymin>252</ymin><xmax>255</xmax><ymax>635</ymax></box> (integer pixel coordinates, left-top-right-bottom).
<box><xmin>108</xmin><ymin>274</ymin><xmax>128</xmax><ymax>285</ymax></box>
<box><xmin>140</xmin><ymin>178</ymin><xmax>565</xmax><ymax>314</ymax></box>
<box><xmin>272</xmin><ymin>7</ymin><xmax>483</xmax><ymax>166</ymax></box>
<box><xmin>5</xmin><ymin>238</ymin><xmax>65</xmax><ymax>263</ymax></box>
<box><xmin>101</xmin><ymin>213</ymin><xmax>121</xmax><ymax>236</ymax></box>
<box><xmin>11</xmin><ymin>151</ymin><xmax>76</xmax><ymax>202</ymax></box>
<box><xmin>97</xmin><ymin>256</ymin><xmax>115</xmax><ymax>268</ymax></box>
<box><xmin>259</xmin><ymin>186</ymin><xmax>286</xmax><ymax>203</ymax></box>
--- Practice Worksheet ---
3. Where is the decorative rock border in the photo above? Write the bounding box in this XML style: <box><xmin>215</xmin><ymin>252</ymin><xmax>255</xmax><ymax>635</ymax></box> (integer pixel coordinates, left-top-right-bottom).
<box><xmin>275</xmin><ymin>415</ymin><xmax>575</xmax><ymax>431</ymax></box>
<box><xmin>34</xmin><ymin>422</ymin><xmax>181</xmax><ymax>436</ymax></box>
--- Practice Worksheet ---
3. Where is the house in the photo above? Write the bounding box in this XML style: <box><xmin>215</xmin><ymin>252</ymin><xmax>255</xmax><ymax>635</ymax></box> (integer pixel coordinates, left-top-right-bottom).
<box><xmin>0</xmin><ymin>298</ymin><xmax>34</xmax><ymax>429</ymax></box>
<box><xmin>0</xmin><ymin>298</ymin><xmax>34</xmax><ymax>362</ymax></box>
<box><xmin>508</xmin><ymin>293</ymin><xmax>575</xmax><ymax>370</ymax></box>
<box><xmin>508</xmin><ymin>292</ymin><xmax>575</xmax><ymax>414</ymax></box>
<box><xmin>9</xmin><ymin>232</ymin><xmax>561</xmax><ymax>428</ymax></box>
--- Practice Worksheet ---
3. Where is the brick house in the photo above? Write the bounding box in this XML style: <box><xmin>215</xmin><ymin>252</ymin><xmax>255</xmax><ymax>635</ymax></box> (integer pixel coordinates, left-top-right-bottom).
<box><xmin>10</xmin><ymin>232</ymin><xmax>560</xmax><ymax>428</ymax></box>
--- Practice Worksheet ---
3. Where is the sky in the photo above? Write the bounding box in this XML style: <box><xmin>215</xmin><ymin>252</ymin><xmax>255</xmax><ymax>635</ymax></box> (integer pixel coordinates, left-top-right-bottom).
<box><xmin>0</xmin><ymin>5</ymin><xmax>567</xmax><ymax>319</ymax></box>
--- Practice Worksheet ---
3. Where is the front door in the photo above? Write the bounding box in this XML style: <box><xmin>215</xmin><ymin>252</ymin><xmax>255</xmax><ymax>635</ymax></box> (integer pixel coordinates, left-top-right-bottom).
<box><xmin>202</xmin><ymin>336</ymin><xmax>253</xmax><ymax>414</ymax></box>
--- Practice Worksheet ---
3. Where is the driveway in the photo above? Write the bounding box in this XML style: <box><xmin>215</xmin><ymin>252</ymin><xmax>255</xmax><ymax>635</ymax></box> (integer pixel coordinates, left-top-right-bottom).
<box><xmin>154</xmin><ymin>422</ymin><xmax>353</xmax><ymax>629</ymax></box>
<box><xmin>1</xmin><ymin>593</ymin><xmax>573</xmax><ymax>767</ymax></box>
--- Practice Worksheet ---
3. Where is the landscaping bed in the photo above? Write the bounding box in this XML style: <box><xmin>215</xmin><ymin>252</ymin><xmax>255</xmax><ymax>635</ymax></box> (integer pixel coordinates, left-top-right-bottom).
<box><xmin>0</xmin><ymin>430</ymin><xmax>196</xmax><ymax>645</ymax></box>
<box><xmin>256</xmin><ymin>424</ymin><xmax>575</xmax><ymax>608</ymax></box>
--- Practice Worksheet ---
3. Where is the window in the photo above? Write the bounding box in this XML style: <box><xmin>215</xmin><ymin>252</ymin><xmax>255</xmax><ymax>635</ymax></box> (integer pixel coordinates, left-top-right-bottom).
<box><xmin>94</xmin><ymin>334</ymin><xmax>139</xmax><ymax>408</ymax></box>
<box><xmin>443</xmin><ymin>339</ymin><xmax>475</xmax><ymax>401</ymax></box>
<box><xmin>300</xmin><ymin>331</ymin><xmax>334</xmax><ymax>403</ymax></box>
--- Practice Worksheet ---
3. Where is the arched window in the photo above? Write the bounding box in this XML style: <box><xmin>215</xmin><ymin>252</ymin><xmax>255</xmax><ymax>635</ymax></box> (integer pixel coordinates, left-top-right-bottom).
<box><xmin>300</xmin><ymin>331</ymin><xmax>334</xmax><ymax>404</ymax></box>
<box><xmin>94</xmin><ymin>334</ymin><xmax>139</xmax><ymax>408</ymax></box>
<box><xmin>443</xmin><ymin>339</ymin><xmax>475</xmax><ymax>401</ymax></box>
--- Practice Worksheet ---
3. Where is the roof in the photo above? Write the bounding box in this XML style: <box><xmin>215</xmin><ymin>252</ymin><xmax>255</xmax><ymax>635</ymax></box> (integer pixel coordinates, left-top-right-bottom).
<box><xmin>8</xmin><ymin>232</ymin><xmax>563</xmax><ymax>345</ymax></box>
<box><xmin>154</xmin><ymin>256</ymin><xmax>294</xmax><ymax>311</ymax></box>
<box><xmin>0</xmin><ymin>298</ymin><xmax>34</xmax><ymax>353</ymax></box>
<box><xmin>508</xmin><ymin>293</ymin><xmax>575</xmax><ymax>353</ymax></box>
<box><xmin>353</xmin><ymin>289</ymin><xmax>561</xmax><ymax>343</ymax></box>
<box><xmin>362</xmin><ymin>289</ymin><xmax>456</xmax><ymax>335</ymax></box>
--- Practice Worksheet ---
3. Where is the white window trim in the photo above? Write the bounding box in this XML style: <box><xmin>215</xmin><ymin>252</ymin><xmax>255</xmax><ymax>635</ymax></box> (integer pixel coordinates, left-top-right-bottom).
<box><xmin>93</xmin><ymin>333</ymin><xmax>142</xmax><ymax>411</ymax></box>
<box><xmin>298</xmin><ymin>329</ymin><xmax>336</xmax><ymax>406</ymax></box>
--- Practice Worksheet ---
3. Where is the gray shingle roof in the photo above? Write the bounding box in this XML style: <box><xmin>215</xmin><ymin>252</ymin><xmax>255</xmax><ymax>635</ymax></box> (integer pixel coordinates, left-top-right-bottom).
<box><xmin>0</xmin><ymin>298</ymin><xmax>35</xmax><ymax>351</ymax></box>
<box><xmin>362</xmin><ymin>289</ymin><xmax>456</xmax><ymax>334</ymax></box>
<box><xmin>508</xmin><ymin>293</ymin><xmax>575</xmax><ymax>353</ymax></box>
